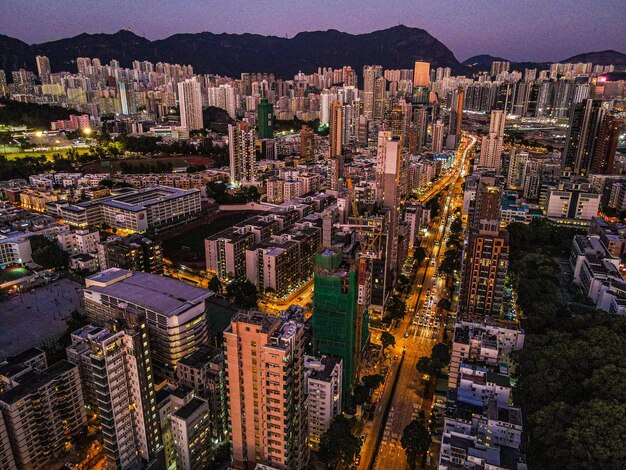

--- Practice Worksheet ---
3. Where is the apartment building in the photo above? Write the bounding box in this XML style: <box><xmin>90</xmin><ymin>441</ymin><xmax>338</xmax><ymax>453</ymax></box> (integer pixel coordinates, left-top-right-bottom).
<box><xmin>0</xmin><ymin>361</ymin><xmax>86</xmax><ymax>470</ymax></box>
<box><xmin>171</xmin><ymin>397</ymin><xmax>211</xmax><ymax>470</ymax></box>
<box><xmin>84</xmin><ymin>320</ymin><xmax>162</xmax><ymax>470</ymax></box>
<box><xmin>224</xmin><ymin>310</ymin><xmax>308</xmax><ymax>470</ymax></box>
<box><xmin>57</xmin><ymin>228</ymin><xmax>100</xmax><ymax>255</ymax></box>
<box><xmin>449</xmin><ymin>321</ymin><xmax>525</xmax><ymax>389</ymax></box>
<box><xmin>304</xmin><ymin>355</ymin><xmax>343</xmax><ymax>449</ymax></box>
<box><xmin>0</xmin><ymin>232</ymin><xmax>32</xmax><ymax>267</ymax></box>
<box><xmin>83</xmin><ymin>268</ymin><xmax>211</xmax><ymax>378</ymax></box>
<box><xmin>176</xmin><ymin>345</ymin><xmax>226</xmax><ymax>442</ymax></box>
<box><xmin>97</xmin><ymin>234</ymin><xmax>163</xmax><ymax>274</ymax></box>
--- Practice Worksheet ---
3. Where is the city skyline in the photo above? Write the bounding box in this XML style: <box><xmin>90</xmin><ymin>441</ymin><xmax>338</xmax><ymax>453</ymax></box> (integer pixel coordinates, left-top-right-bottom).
<box><xmin>1</xmin><ymin>0</ymin><xmax>625</xmax><ymax>62</ymax></box>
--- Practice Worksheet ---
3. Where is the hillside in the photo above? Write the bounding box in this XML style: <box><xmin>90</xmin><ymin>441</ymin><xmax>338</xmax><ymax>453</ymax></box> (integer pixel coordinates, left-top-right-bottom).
<box><xmin>0</xmin><ymin>25</ymin><xmax>466</xmax><ymax>79</ymax></box>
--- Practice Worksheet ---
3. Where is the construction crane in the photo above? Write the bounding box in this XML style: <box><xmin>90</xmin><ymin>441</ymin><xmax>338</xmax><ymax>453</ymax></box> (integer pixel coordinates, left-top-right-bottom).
<box><xmin>343</xmin><ymin>177</ymin><xmax>383</xmax><ymax>259</ymax></box>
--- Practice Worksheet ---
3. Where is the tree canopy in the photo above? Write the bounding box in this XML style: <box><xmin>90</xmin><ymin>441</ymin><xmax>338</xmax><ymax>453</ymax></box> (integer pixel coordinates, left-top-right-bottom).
<box><xmin>401</xmin><ymin>418</ymin><xmax>431</xmax><ymax>469</ymax></box>
<box><xmin>225</xmin><ymin>277</ymin><xmax>258</xmax><ymax>308</ymax></box>
<box><xmin>29</xmin><ymin>235</ymin><xmax>68</xmax><ymax>270</ymax></box>
<box><xmin>317</xmin><ymin>415</ymin><xmax>362</xmax><ymax>469</ymax></box>
<box><xmin>508</xmin><ymin>219</ymin><xmax>626</xmax><ymax>468</ymax></box>
<box><xmin>380</xmin><ymin>331</ymin><xmax>396</xmax><ymax>352</ymax></box>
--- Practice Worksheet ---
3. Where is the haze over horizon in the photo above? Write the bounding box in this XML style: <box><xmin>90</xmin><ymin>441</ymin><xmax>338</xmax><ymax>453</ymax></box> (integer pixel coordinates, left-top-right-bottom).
<box><xmin>1</xmin><ymin>0</ymin><xmax>624</xmax><ymax>63</ymax></box>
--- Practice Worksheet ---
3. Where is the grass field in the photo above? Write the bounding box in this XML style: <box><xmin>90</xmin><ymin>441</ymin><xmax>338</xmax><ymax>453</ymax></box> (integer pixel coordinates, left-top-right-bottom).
<box><xmin>164</xmin><ymin>213</ymin><xmax>252</xmax><ymax>254</ymax></box>
<box><xmin>1</xmin><ymin>147</ymin><xmax>92</xmax><ymax>161</ymax></box>
<box><xmin>0</xmin><ymin>266</ymin><xmax>31</xmax><ymax>284</ymax></box>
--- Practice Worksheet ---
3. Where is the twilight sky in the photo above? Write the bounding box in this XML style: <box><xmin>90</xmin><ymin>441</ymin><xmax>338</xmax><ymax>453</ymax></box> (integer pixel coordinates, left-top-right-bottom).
<box><xmin>1</xmin><ymin>0</ymin><xmax>624</xmax><ymax>62</ymax></box>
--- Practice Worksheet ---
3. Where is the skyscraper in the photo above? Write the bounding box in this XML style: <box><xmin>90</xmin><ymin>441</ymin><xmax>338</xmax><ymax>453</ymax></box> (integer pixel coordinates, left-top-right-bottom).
<box><xmin>447</xmin><ymin>87</ymin><xmax>465</xmax><ymax>148</ymax></box>
<box><xmin>229</xmin><ymin>122</ymin><xmax>257</xmax><ymax>184</ymax></box>
<box><xmin>300</xmin><ymin>125</ymin><xmax>315</xmax><ymax>162</ymax></box>
<box><xmin>460</xmin><ymin>219</ymin><xmax>509</xmax><ymax>319</ymax></box>
<box><xmin>329</xmin><ymin>100</ymin><xmax>344</xmax><ymax>158</ymax></box>
<box><xmin>373</xmin><ymin>76</ymin><xmax>387</xmax><ymax>120</ymax></box>
<box><xmin>178</xmin><ymin>78</ymin><xmax>204</xmax><ymax>130</ymax></box>
<box><xmin>478</xmin><ymin>110</ymin><xmax>506</xmax><ymax>171</ymax></box>
<box><xmin>413</xmin><ymin>61</ymin><xmax>430</xmax><ymax>87</ymax></box>
<box><xmin>376</xmin><ymin>131</ymin><xmax>403</xmax><ymax>287</ymax></box>
<box><xmin>562</xmin><ymin>99</ymin><xmax>612</xmax><ymax>176</ymax></box>
<box><xmin>224</xmin><ymin>310</ymin><xmax>308</xmax><ymax>470</ymax></box>
<box><xmin>35</xmin><ymin>55</ymin><xmax>51</xmax><ymax>84</ymax></box>
<box><xmin>363</xmin><ymin>65</ymin><xmax>383</xmax><ymax>119</ymax></box>
<box><xmin>257</xmin><ymin>98</ymin><xmax>274</xmax><ymax>139</ymax></box>
<box><xmin>590</xmin><ymin>113</ymin><xmax>620</xmax><ymax>175</ymax></box>
<box><xmin>432</xmin><ymin>119</ymin><xmax>445</xmax><ymax>153</ymax></box>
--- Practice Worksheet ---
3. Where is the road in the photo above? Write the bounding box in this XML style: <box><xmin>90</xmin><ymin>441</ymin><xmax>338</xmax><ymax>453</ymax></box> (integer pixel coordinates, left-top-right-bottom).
<box><xmin>358</xmin><ymin>135</ymin><xmax>476</xmax><ymax>470</ymax></box>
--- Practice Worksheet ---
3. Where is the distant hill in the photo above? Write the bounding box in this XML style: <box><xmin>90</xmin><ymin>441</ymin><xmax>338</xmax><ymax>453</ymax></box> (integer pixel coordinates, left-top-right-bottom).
<box><xmin>561</xmin><ymin>50</ymin><xmax>626</xmax><ymax>68</ymax></box>
<box><xmin>463</xmin><ymin>49</ymin><xmax>626</xmax><ymax>74</ymax></box>
<box><xmin>463</xmin><ymin>54</ymin><xmax>550</xmax><ymax>73</ymax></box>
<box><xmin>0</xmin><ymin>25</ymin><xmax>467</xmax><ymax>79</ymax></box>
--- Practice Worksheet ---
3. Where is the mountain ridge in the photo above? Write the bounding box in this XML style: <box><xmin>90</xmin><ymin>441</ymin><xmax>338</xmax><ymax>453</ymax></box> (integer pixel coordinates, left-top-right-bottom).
<box><xmin>463</xmin><ymin>50</ymin><xmax>626</xmax><ymax>73</ymax></box>
<box><xmin>0</xmin><ymin>26</ymin><xmax>466</xmax><ymax>79</ymax></box>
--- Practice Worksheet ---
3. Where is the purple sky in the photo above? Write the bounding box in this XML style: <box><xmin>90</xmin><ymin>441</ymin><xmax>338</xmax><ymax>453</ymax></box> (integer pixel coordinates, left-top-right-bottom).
<box><xmin>1</xmin><ymin>0</ymin><xmax>624</xmax><ymax>62</ymax></box>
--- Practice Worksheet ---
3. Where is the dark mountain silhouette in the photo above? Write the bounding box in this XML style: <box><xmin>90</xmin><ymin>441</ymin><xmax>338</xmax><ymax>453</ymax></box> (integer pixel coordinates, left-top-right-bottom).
<box><xmin>0</xmin><ymin>26</ymin><xmax>466</xmax><ymax>79</ymax></box>
<box><xmin>463</xmin><ymin>49</ymin><xmax>626</xmax><ymax>73</ymax></box>
<box><xmin>562</xmin><ymin>50</ymin><xmax>626</xmax><ymax>68</ymax></box>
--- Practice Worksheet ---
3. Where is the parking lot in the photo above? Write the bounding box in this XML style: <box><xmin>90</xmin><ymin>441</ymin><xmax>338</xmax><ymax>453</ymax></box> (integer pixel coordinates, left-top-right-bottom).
<box><xmin>0</xmin><ymin>279</ymin><xmax>83</xmax><ymax>359</ymax></box>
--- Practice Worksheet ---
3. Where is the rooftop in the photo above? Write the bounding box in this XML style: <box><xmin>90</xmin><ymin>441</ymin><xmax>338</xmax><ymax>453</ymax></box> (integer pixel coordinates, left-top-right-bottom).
<box><xmin>85</xmin><ymin>268</ymin><xmax>212</xmax><ymax>317</ymax></box>
<box><xmin>173</xmin><ymin>397</ymin><xmax>207</xmax><ymax>421</ymax></box>
<box><xmin>0</xmin><ymin>360</ymin><xmax>77</xmax><ymax>405</ymax></box>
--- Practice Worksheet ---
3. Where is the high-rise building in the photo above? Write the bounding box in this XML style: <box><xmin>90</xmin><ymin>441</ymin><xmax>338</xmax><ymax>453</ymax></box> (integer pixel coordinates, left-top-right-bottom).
<box><xmin>178</xmin><ymin>78</ymin><xmax>204</xmax><ymax>130</ymax></box>
<box><xmin>176</xmin><ymin>345</ymin><xmax>226</xmax><ymax>443</ymax></box>
<box><xmin>562</xmin><ymin>99</ymin><xmax>609</xmax><ymax>175</ymax></box>
<box><xmin>478</xmin><ymin>110</ymin><xmax>506</xmax><ymax>171</ymax></box>
<box><xmin>300</xmin><ymin>125</ymin><xmax>315</xmax><ymax>162</ymax></box>
<box><xmin>257</xmin><ymin>98</ymin><xmax>275</xmax><ymax>139</ymax></box>
<box><xmin>171</xmin><ymin>398</ymin><xmax>211</xmax><ymax>470</ymax></box>
<box><xmin>373</xmin><ymin>76</ymin><xmax>387</xmax><ymax>120</ymax></box>
<box><xmin>0</xmin><ymin>360</ymin><xmax>87</xmax><ymax>470</ymax></box>
<box><xmin>229</xmin><ymin>122</ymin><xmax>257</xmax><ymax>184</ymax></box>
<box><xmin>304</xmin><ymin>355</ymin><xmax>343</xmax><ymax>449</ymax></box>
<box><xmin>83</xmin><ymin>268</ymin><xmax>211</xmax><ymax>379</ymax></box>
<box><xmin>460</xmin><ymin>220</ymin><xmax>509</xmax><ymax>319</ymax></box>
<box><xmin>413</xmin><ymin>61</ymin><xmax>430</xmax><ymax>87</ymax></box>
<box><xmin>447</xmin><ymin>87</ymin><xmax>465</xmax><ymax>148</ymax></box>
<box><xmin>97</xmin><ymin>234</ymin><xmax>163</xmax><ymax>274</ymax></box>
<box><xmin>329</xmin><ymin>100</ymin><xmax>344</xmax><ymax>158</ymax></box>
<box><xmin>376</xmin><ymin>131</ymin><xmax>403</xmax><ymax>271</ymax></box>
<box><xmin>590</xmin><ymin>114</ymin><xmax>621</xmax><ymax>175</ymax></box>
<box><xmin>490</xmin><ymin>61</ymin><xmax>510</xmax><ymax>76</ymax></box>
<box><xmin>432</xmin><ymin>119</ymin><xmax>445</xmax><ymax>153</ymax></box>
<box><xmin>312</xmin><ymin>248</ymin><xmax>367</xmax><ymax>400</ymax></box>
<box><xmin>363</xmin><ymin>65</ymin><xmax>383</xmax><ymax>119</ymax></box>
<box><xmin>469</xmin><ymin>175</ymin><xmax>503</xmax><ymax>231</ymax></box>
<box><xmin>35</xmin><ymin>55</ymin><xmax>51</xmax><ymax>84</ymax></box>
<box><xmin>224</xmin><ymin>310</ymin><xmax>308</xmax><ymax>470</ymax></box>
<box><xmin>83</xmin><ymin>320</ymin><xmax>163</xmax><ymax>470</ymax></box>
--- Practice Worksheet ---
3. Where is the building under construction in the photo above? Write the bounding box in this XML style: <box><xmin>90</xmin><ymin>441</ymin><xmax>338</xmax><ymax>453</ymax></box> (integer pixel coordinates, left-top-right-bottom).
<box><xmin>312</xmin><ymin>245</ymin><xmax>369</xmax><ymax>401</ymax></box>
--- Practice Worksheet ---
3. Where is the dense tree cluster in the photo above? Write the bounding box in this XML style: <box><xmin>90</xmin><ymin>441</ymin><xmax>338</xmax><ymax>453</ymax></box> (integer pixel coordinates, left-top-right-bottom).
<box><xmin>0</xmin><ymin>98</ymin><xmax>78</xmax><ymax>128</ymax></box>
<box><xmin>225</xmin><ymin>277</ymin><xmax>258</xmax><ymax>308</ymax></box>
<box><xmin>29</xmin><ymin>234</ymin><xmax>69</xmax><ymax>270</ymax></box>
<box><xmin>206</xmin><ymin>181</ymin><xmax>260</xmax><ymax>205</ymax></box>
<box><xmin>317</xmin><ymin>415</ymin><xmax>361</xmax><ymax>468</ymax></box>
<box><xmin>401</xmin><ymin>414</ymin><xmax>431</xmax><ymax>469</ymax></box>
<box><xmin>508</xmin><ymin>219</ymin><xmax>626</xmax><ymax>468</ymax></box>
